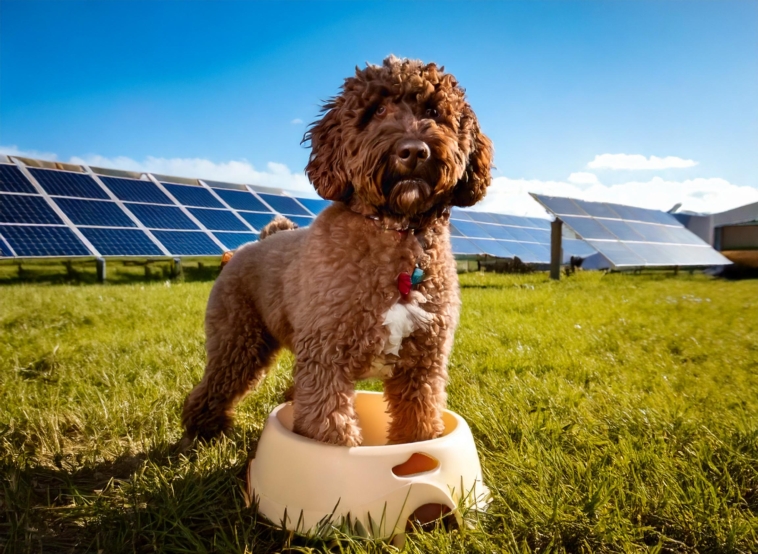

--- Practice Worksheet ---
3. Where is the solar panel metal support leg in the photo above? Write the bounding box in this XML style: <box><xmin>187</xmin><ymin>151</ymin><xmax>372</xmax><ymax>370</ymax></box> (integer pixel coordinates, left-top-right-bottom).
<box><xmin>172</xmin><ymin>257</ymin><xmax>183</xmax><ymax>281</ymax></box>
<box><xmin>550</xmin><ymin>219</ymin><xmax>563</xmax><ymax>280</ymax></box>
<box><xmin>96</xmin><ymin>257</ymin><xmax>106</xmax><ymax>283</ymax></box>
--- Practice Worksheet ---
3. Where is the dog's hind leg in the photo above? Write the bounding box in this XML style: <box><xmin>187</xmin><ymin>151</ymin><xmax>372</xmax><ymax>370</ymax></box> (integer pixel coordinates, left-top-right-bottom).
<box><xmin>182</xmin><ymin>292</ymin><xmax>279</xmax><ymax>442</ymax></box>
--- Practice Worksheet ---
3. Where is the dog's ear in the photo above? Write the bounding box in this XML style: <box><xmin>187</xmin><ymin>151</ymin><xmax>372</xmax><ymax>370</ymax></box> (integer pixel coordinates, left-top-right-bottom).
<box><xmin>303</xmin><ymin>102</ymin><xmax>353</xmax><ymax>202</ymax></box>
<box><xmin>451</xmin><ymin>104</ymin><xmax>493</xmax><ymax>207</ymax></box>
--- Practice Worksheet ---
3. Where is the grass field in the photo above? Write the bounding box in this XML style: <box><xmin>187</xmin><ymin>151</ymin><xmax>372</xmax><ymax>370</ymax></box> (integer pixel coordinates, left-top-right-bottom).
<box><xmin>1</xmin><ymin>271</ymin><xmax>757</xmax><ymax>553</ymax></box>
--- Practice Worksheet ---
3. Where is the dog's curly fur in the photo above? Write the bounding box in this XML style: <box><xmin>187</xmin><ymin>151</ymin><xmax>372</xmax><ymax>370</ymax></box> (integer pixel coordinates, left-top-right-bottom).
<box><xmin>182</xmin><ymin>56</ymin><xmax>493</xmax><ymax>446</ymax></box>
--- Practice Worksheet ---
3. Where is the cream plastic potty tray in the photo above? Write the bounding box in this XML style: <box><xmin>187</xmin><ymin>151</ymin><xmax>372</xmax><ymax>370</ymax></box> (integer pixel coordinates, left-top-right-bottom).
<box><xmin>247</xmin><ymin>391</ymin><xmax>489</xmax><ymax>541</ymax></box>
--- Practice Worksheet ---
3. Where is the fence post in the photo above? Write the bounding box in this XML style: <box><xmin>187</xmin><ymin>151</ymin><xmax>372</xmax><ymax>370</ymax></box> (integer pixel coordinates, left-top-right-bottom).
<box><xmin>96</xmin><ymin>257</ymin><xmax>106</xmax><ymax>283</ymax></box>
<box><xmin>550</xmin><ymin>219</ymin><xmax>563</xmax><ymax>280</ymax></box>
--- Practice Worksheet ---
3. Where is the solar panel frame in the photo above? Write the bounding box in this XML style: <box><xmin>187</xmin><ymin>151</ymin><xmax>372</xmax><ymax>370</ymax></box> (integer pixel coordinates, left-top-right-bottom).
<box><xmin>237</xmin><ymin>211</ymin><xmax>277</xmax><ymax>232</ymax></box>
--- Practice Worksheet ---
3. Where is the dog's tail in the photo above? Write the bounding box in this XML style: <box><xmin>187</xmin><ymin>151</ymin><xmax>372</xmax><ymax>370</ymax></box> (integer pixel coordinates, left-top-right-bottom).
<box><xmin>259</xmin><ymin>215</ymin><xmax>298</xmax><ymax>240</ymax></box>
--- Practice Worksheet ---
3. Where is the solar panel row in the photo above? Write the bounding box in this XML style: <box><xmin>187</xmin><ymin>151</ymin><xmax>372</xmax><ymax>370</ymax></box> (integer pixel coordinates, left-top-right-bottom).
<box><xmin>532</xmin><ymin>194</ymin><xmax>730</xmax><ymax>268</ymax></box>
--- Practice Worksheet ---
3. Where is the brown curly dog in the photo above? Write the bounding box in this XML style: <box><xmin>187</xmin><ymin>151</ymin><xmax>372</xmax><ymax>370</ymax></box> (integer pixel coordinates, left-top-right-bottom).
<box><xmin>182</xmin><ymin>56</ymin><xmax>493</xmax><ymax>446</ymax></box>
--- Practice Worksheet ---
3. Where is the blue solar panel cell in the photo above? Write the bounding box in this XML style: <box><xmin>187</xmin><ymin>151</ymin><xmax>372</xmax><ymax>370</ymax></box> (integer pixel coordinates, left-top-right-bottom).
<box><xmin>28</xmin><ymin>168</ymin><xmax>109</xmax><ymax>200</ymax></box>
<box><xmin>624</xmin><ymin>221</ymin><xmax>679</xmax><ymax>243</ymax></box>
<box><xmin>503</xmin><ymin>226</ymin><xmax>540</xmax><ymax>243</ymax></box>
<box><xmin>527</xmin><ymin>218</ymin><xmax>552</xmax><ymax>230</ymax></box>
<box><xmin>466</xmin><ymin>211</ymin><xmax>498</xmax><ymax>224</ymax></box>
<box><xmin>164</xmin><ymin>183</ymin><xmax>224</xmax><ymax>208</ymax></box>
<box><xmin>623</xmin><ymin>242</ymin><xmax>670</xmax><ymax>264</ymax></box>
<box><xmin>289</xmin><ymin>216</ymin><xmax>315</xmax><ymax>228</ymax></box>
<box><xmin>80</xmin><ymin>227</ymin><xmax>163</xmax><ymax>256</ymax></box>
<box><xmin>0</xmin><ymin>194</ymin><xmax>63</xmax><ymax>224</ymax></box>
<box><xmin>100</xmin><ymin>176</ymin><xmax>173</xmax><ymax>205</ymax></box>
<box><xmin>296</xmin><ymin>197</ymin><xmax>332</xmax><ymax>215</ymax></box>
<box><xmin>152</xmin><ymin>231</ymin><xmax>223</xmax><ymax>255</ymax></box>
<box><xmin>586</xmin><ymin>240</ymin><xmax>645</xmax><ymax>266</ymax></box>
<box><xmin>572</xmin><ymin>199</ymin><xmax>621</xmax><ymax>219</ymax></box>
<box><xmin>54</xmin><ymin>198</ymin><xmax>136</xmax><ymax>228</ymax></box>
<box><xmin>125</xmin><ymin>203</ymin><xmax>198</xmax><ymax>230</ymax></box>
<box><xmin>477</xmin><ymin>223</ymin><xmax>518</xmax><ymax>241</ymax></box>
<box><xmin>470</xmin><ymin>238</ymin><xmax>513</xmax><ymax>257</ymax></box>
<box><xmin>0</xmin><ymin>236</ymin><xmax>14</xmax><ymax>256</ymax></box>
<box><xmin>258</xmin><ymin>193</ymin><xmax>310</xmax><ymax>216</ymax></box>
<box><xmin>525</xmin><ymin>229</ymin><xmax>550</xmax><ymax>243</ymax></box>
<box><xmin>0</xmin><ymin>165</ymin><xmax>36</xmax><ymax>193</ymax></box>
<box><xmin>213</xmin><ymin>232</ymin><xmax>259</xmax><ymax>250</ymax></box>
<box><xmin>537</xmin><ymin>196</ymin><xmax>588</xmax><ymax>216</ymax></box>
<box><xmin>597</xmin><ymin>219</ymin><xmax>646</xmax><ymax>242</ymax></box>
<box><xmin>450</xmin><ymin>237</ymin><xmax>482</xmax><ymax>255</ymax></box>
<box><xmin>664</xmin><ymin>225</ymin><xmax>708</xmax><ymax>246</ymax></box>
<box><xmin>449</xmin><ymin>223</ymin><xmax>464</xmax><ymax>237</ymax></box>
<box><xmin>238</xmin><ymin>211</ymin><xmax>276</xmax><ymax>231</ymax></box>
<box><xmin>560</xmin><ymin>216</ymin><xmax>617</xmax><ymax>241</ymax></box>
<box><xmin>451</xmin><ymin>208</ymin><xmax>474</xmax><ymax>221</ymax></box>
<box><xmin>0</xmin><ymin>225</ymin><xmax>91</xmax><ymax>257</ymax></box>
<box><xmin>563</xmin><ymin>238</ymin><xmax>598</xmax><ymax>258</ymax></box>
<box><xmin>605</xmin><ymin>204</ymin><xmax>659</xmax><ymax>224</ymax></box>
<box><xmin>499</xmin><ymin>241</ymin><xmax>537</xmax><ymax>261</ymax></box>
<box><xmin>188</xmin><ymin>208</ymin><xmax>249</xmax><ymax>231</ymax></box>
<box><xmin>449</xmin><ymin>219</ymin><xmax>492</xmax><ymax>238</ymax></box>
<box><xmin>646</xmin><ymin>210</ymin><xmax>683</xmax><ymax>226</ymax></box>
<box><xmin>213</xmin><ymin>188</ymin><xmax>272</xmax><ymax>212</ymax></box>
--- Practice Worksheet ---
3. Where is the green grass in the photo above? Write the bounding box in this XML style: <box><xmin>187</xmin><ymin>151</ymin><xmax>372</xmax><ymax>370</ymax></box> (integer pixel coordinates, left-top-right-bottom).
<box><xmin>1</xmin><ymin>271</ymin><xmax>757</xmax><ymax>553</ymax></box>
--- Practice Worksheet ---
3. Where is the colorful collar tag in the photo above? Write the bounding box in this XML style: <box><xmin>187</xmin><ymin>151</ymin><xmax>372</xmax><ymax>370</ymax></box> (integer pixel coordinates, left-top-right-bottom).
<box><xmin>411</xmin><ymin>266</ymin><xmax>424</xmax><ymax>285</ymax></box>
<box><xmin>398</xmin><ymin>267</ymin><xmax>425</xmax><ymax>298</ymax></box>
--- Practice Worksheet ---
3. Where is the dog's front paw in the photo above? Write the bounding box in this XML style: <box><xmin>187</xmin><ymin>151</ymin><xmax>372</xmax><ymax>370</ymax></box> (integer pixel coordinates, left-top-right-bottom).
<box><xmin>296</xmin><ymin>415</ymin><xmax>363</xmax><ymax>447</ymax></box>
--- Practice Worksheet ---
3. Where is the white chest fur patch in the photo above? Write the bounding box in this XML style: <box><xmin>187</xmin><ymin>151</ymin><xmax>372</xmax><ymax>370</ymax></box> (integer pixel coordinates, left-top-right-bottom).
<box><xmin>381</xmin><ymin>296</ymin><xmax>433</xmax><ymax>356</ymax></box>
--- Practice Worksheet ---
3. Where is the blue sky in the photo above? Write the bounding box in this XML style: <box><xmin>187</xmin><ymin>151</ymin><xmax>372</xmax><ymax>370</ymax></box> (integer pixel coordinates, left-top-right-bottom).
<box><xmin>1</xmin><ymin>0</ymin><xmax>756</xmax><ymax>216</ymax></box>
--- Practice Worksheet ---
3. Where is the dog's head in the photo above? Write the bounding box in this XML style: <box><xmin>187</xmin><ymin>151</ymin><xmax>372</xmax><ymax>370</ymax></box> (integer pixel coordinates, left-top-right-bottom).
<box><xmin>304</xmin><ymin>56</ymin><xmax>493</xmax><ymax>218</ymax></box>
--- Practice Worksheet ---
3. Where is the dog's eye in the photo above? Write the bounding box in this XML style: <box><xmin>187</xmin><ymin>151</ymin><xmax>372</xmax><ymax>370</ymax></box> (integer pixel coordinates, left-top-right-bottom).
<box><xmin>425</xmin><ymin>108</ymin><xmax>439</xmax><ymax>118</ymax></box>
<box><xmin>375</xmin><ymin>106</ymin><xmax>386</xmax><ymax>116</ymax></box>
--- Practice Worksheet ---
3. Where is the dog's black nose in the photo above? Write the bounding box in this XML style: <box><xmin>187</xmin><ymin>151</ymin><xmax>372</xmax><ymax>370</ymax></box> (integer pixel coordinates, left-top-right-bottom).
<box><xmin>396</xmin><ymin>139</ymin><xmax>430</xmax><ymax>171</ymax></box>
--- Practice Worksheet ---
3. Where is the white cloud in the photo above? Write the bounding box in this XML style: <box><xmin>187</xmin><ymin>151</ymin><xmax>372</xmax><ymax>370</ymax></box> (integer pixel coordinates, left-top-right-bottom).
<box><xmin>291</xmin><ymin>118</ymin><xmax>304</xmax><ymax>125</ymax></box>
<box><xmin>476</xmin><ymin>175</ymin><xmax>758</xmax><ymax>218</ymax></box>
<box><xmin>0</xmin><ymin>144</ymin><xmax>59</xmax><ymax>161</ymax></box>
<box><xmin>69</xmin><ymin>154</ymin><xmax>317</xmax><ymax>196</ymax></box>
<box><xmin>567</xmin><ymin>172</ymin><xmax>600</xmax><ymax>185</ymax></box>
<box><xmin>587</xmin><ymin>153</ymin><xmax>698</xmax><ymax>170</ymax></box>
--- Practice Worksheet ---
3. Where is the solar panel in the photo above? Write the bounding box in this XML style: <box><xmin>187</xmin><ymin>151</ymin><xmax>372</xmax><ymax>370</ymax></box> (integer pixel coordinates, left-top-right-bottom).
<box><xmin>80</xmin><ymin>227</ymin><xmax>163</xmax><ymax>256</ymax></box>
<box><xmin>450</xmin><ymin>208</ymin><xmax>474</xmax><ymax>220</ymax></box>
<box><xmin>296</xmin><ymin>197</ymin><xmax>331</xmax><ymax>215</ymax></box>
<box><xmin>466</xmin><ymin>211</ymin><xmax>499</xmax><ymax>224</ymax></box>
<box><xmin>125</xmin><ymin>203</ymin><xmax>198</xmax><ymax>230</ymax></box>
<box><xmin>532</xmin><ymin>193</ymin><xmax>730</xmax><ymax>268</ymax></box>
<box><xmin>450</xmin><ymin>236</ymin><xmax>483</xmax><ymax>255</ymax></box>
<box><xmin>289</xmin><ymin>215</ymin><xmax>315</xmax><ymax>228</ymax></box>
<box><xmin>0</xmin><ymin>236</ymin><xmax>14</xmax><ymax>256</ymax></box>
<box><xmin>258</xmin><ymin>193</ymin><xmax>310</xmax><ymax>216</ymax></box>
<box><xmin>534</xmin><ymin>196</ymin><xmax>588</xmax><ymax>216</ymax></box>
<box><xmin>188</xmin><ymin>208</ymin><xmax>249</xmax><ymax>231</ymax></box>
<box><xmin>213</xmin><ymin>188</ymin><xmax>272</xmax><ymax>212</ymax></box>
<box><xmin>0</xmin><ymin>194</ymin><xmax>63</xmax><ymax>224</ymax></box>
<box><xmin>448</xmin><ymin>219</ymin><xmax>492</xmax><ymax>238</ymax></box>
<box><xmin>100</xmin><ymin>176</ymin><xmax>173</xmax><ymax>205</ymax></box>
<box><xmin>28</xmin><ymin>168</ymin><xmax>109</xmax><ymax>200</ymax></box>
<box><xmin>469</xmin><ymin>238</ymin><xmax>514</xmax><ymax>258</ymax></box>
<box><xmin>163</xmin><ymin>183</ymin><xmax>224</xmax><ymax>208</ymax></box>
<box><xmin>152</xmin><ymin>230</ymin><xmax>223</xmax><ymax>256</ymax></box>
<box><xmin>54</xmin><ymin>198</ymin><xmax>136</xmax><ymax>228</ymax></box>
<box><xmin>476</xmin><ymin>223</ymin><xmax>518</xmax><ymax>241</ymax></box>
<box><xmin>213</xmin><ymin>232</ymin><xmax>259</xmax><ymax>250</ymax></box>
<box><xmin>238</xmin><ymin>211</ymin><xmax>276</xmax><ymax>232</ymax></box>
<box><xmin>0</xmin><ymin>164</ymin><xmax>36</xmax><ymax>193</ymax></box>
<box><xmin>0</xmin><ymin>225</ymin><xmax>91</xmax><ymax>257</ymax></box>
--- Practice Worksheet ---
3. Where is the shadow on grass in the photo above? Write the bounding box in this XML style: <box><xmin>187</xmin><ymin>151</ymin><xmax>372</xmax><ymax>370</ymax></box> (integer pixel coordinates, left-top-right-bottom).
<box><xmin>1</xmin><ymin>438</ymin><xmax>354</xmax><ymax>554</ymax></box>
